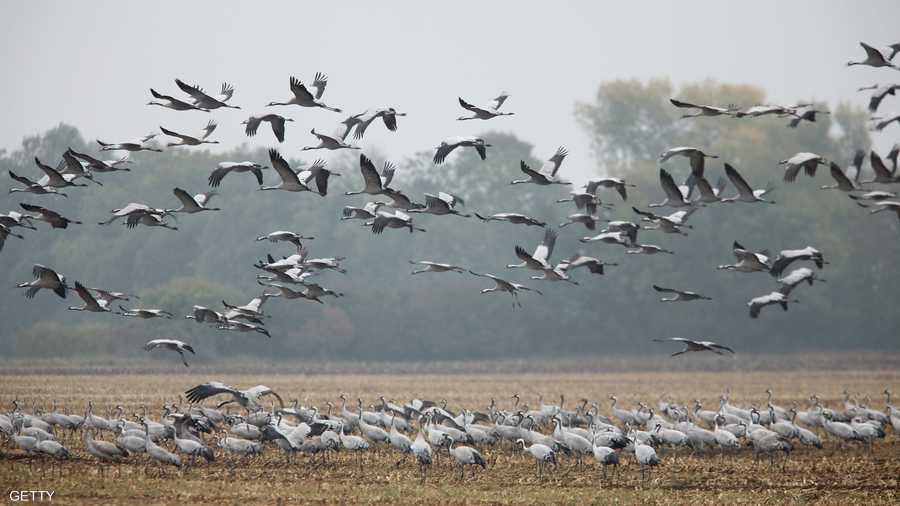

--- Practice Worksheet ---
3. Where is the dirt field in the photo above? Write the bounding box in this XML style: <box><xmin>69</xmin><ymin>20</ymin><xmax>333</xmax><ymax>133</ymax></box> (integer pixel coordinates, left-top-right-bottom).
<box><xmin>1</xmin><ymin>369</ymin><xmax>898</xmax><ymax>505</ymax></box>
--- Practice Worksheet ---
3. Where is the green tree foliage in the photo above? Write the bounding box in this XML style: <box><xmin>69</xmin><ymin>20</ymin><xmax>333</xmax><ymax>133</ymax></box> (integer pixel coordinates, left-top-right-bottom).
<box><xmin>574</xmin><ymin>78</ymin><xmax>896</xmax><ymax>352</ymax></box>
<box><xmin>0</xmin><ymin>77</ymin><xmax>896</xmax><ymax>363</ymax></box>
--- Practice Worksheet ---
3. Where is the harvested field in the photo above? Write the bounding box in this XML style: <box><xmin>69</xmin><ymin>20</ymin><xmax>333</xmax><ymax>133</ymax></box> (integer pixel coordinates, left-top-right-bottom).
<box><xmin>1</xmin><ymin>367</ymin><xmax>898</xmax><ymax>505</ymax></box>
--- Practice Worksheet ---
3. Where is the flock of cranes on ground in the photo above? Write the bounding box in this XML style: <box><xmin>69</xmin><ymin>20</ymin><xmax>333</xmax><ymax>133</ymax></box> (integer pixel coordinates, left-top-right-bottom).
<box><xmin>1</xmin><ymin>39</ymin><xmax>900</xmax><ymax>485</ymax></box>
<box><xmin>2</xmin><ymin>387</ymin><xmax>898</xmax><ymax>482</ymax></box>
<box><xmin>3</xmin><ymin>40</ymin><xmax>900</xmax><ymax>365</ymax></box>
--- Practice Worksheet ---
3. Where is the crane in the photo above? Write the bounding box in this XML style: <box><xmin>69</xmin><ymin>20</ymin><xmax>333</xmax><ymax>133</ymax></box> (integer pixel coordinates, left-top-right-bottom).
<box><xmin>652</xmin><ymin>338</ymin><xmax>734</xmax><ymax>357</ymax></box>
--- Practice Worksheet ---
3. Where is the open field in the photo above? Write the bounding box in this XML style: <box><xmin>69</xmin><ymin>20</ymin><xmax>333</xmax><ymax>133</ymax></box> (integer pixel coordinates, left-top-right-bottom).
<box><xmin>2</xmin><ymin>368</ymin><xmax>899</xmax><ymax>505</ymax></box>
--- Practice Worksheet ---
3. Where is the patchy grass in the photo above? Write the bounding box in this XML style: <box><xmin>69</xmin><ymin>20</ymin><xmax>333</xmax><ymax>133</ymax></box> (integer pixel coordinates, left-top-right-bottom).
<box><xmin>1</xmin><ymin>369</ymin><xmax>898</xmax><ymax>505</ymax></box>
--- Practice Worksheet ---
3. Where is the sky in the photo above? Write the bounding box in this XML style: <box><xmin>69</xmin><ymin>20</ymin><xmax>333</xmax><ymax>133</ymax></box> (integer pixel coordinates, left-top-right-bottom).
<box><xmin>2</xmin><ymin>1</ymin><xmax>898</xmax><ymax>183</ymax></box>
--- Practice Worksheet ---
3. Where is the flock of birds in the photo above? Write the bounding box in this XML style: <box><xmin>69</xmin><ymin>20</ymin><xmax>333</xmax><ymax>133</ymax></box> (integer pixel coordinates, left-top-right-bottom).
<box><xmin>0</xmin><ymin>38</ymin><xmax>899</xmax><ymax>485</ymax></box>
<box><xmin>3</xmin><ymin>41</ymin><xmax>900</xmax><ymax>364</ymax></box>
<box><xmin>2</xmin><ymin>387</ymin><xmax>898</xmax><ymax>483</ymax></box>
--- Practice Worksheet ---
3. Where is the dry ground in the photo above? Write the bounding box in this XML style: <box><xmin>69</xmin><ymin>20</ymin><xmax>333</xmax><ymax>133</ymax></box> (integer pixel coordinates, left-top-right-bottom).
<box><xmin>1</xmin><ymin>368</ymin><xmax>898</xmax><ymax>505</ymax></box>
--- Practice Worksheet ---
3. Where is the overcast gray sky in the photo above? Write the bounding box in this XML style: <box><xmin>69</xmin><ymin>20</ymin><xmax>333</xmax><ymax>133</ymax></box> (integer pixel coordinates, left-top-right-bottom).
<box><xmin>2</xmin><ymin>1</ymin><xmax>897</xmax><ymax>181</ymax></box>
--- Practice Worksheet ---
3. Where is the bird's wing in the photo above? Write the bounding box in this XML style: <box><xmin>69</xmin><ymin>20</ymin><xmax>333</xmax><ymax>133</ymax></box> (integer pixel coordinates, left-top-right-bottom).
<box><xmin>268</xmin><ymin>149</ymin><xmax>301</xmax><ymax>184</ymax></box>
<box><xmin>659</xmin><ymin>170</ymin><xmax>685</xmax><ymax>202</ymax></box>
<box><xmin>458</xmin><ymin>97</ymin><xmax>486</xmax><ymax>114</ymax></box>
<box><xmin>658</xmin><ymin>147</ymin><xmax>681</xmax><ymax>162</ymax></box>
<box><xmin>829</xmin><ymin>162</ymin><xmax>853</xmax><ymax>189</ymax></box>
<box><xmin>514</xmin><ymin>245</ymin><xmax>534</xmax><ymax>263</ymax></box>
<box><xmin>270</xmin><ymin>116</ymin><xmax>286</xmax><ymax>142</ymax></box>
<box><xmin>67</xmin><ymin>149</ymin><xmax>105</xmax><ymax>167</ymax></box>
<box><xmin>260</xmin><ymin>424</ymin><xmax>293</xmax><ymax>446</ymax></box>
<box><xmin>33</xmin><ymin>264</ymin><xmax>56</xmax><ymax>281</ymax></box>
<box><xmin>669</xmin><ymin>98</ymin><xmax>701</xmax><ymax>109</ymax></box>
<box><xmin>125</xmin><ymin>213</ymin><xmax>143</xmax><ymax>228</ymax></box>
<box><xmin>243</xmin><ymin>296</ymin><xmax>267</xmax><ymax>312</ymax></box>
<box><xmin>519</xmin><ymin>161</ymin><xmax>542</xmax><ymax>179</ymax></box>
<box><xmin>871</xmin><ymin>152</ymin><xmax>891</xmax><ymax>178</ymax></box>
<box><xmin>289</xmin><ymin>76</ymin><xmax>315</xmax><ymax>101</ymax></box>
<box><xmin>19</xmin><ymin>202</ymin><xmax>51</xmax><ymax>217</ymax></box>
<box><xmin>439</xmin><ymin>191</ymin><xmax>464</xmax><ymax>207</ymax></box>
<box><xmin>244</xmin><ymin>116</ymin><xmax>261</xmax><ymax>137</ymax></box>
<box><xmin>491</xmin><ymin>93</ymin><xmax>509</xmax><ymax>111</ymax></box>
<box><xmin>546</xmin><ymin>146</ymin><xmax>568</xmax><ymax>176</ymax></box>
<box><xmin>652</xmin><ymin>337</ymin><xmax>691</xmax><ymax>344</ymax></box>
<box><xmin>532</xmin><ymin>228</ymin><xmax>557</xmax><ymax>263</ymax></box>
<box><xmin>714</xmin><ymin>176</ymin><xmax>728</xmax><ymax>196</ymax></box>
<box><xmin>339</xmin><ymin>112</ymin><xmax>363</xmax><ymax>139</ymax></box>
<box><xmin>688</xmin><ymin>153</ymin><xmax>706</xmax><ymax>177</ymax></box>
<box><xmin>861</xmin><ymin>42</ymin><xmax>887</xmax><ymax>63</ymax></box>
<box><xmin>34</xmin><ymin>157</ymin><xmax>64</xmax><ymax>182</ymax></box>
<box><xmin>150</xmin><ymin>88</ymin><xmax>177</xmax><ymax>102</ymax></box>
<box><xmin>311</xmin><ymin>129</ymin><xmax>335</xmax><ymax>143</ymax></box>
<box><xmin>144</xmin><ymin>339</ymin><xmax>163</xmax><ymax>351</ymax></box>
<box><xmin>208</xmin><ymin>166</ymin><xmax>231</xmax><ymax>187</ymax></box>
<box><xmin>351</xmin><ymin>112</ymin><xmax>377</xmax><ymax>140</ymax></box>
<box><xmin>709</xmin><ymin>343</ymin><xmax>735</xmax><ymax>354</ymax></box>
<box><xmin>61</xmin><ymin>150</ymin><xmax>86</xmax><ymax>174</ymax></box>
<box><xmin>888</xmin><ymin>145</ymin><xmax>900</xmax><ymax>174</ymax></box>
<box><xmin>250</xmin><ymin>166</ymin><xmax>264</xmax><ymax>186</ymax></box>
<box><xmin>9</xmin><ymin>170</ymin><xmax>37</xmax><ymax>186</ymax></box>
<box><xmin>769</xmin><ymin>255</ymin><xmax>793</xmax><ymax>277</ymax></box>
<box><xmin>468</xmin><ymin>270</ymin><xmax>496</xmax><ymax>281</ymax></box>
<box><xmin>631</xmin><ymin>207</ymin><xmax>661</xmax><ymax>220</ymax></box>
<box><xmin>584</xmin><ymin>179</ymin><xmax>601</xmax><ymax>195</ymax></box>
<box><xmin>175</xmin><ymin>78</ymin><xmax>214</xmax><ymax>102</ymax></box>
<box><xmin>159</xmin><ymin>126</ymin><xmax>192</xmax><ymax>142</ymax></box>
<box><xmin>201</xmin><ymin>120</ymin><xmax>217</xmax><ymax>140</ymax></box>
<box><xmin>678</xmin><ymin>207</ymin><xmax>698</xmax><ymax>223</ymax></box>
<box><xmin>381</xmin><ymin>161</ymin><xmax>396</xmax><ymax>188</ymax></box>
<box><xmin>381</xmin><ymin>110</ymin><xmax>398</xmax><ymax>131</ymax></box>
<box><xmin>359</xmin><ymin>155</ymin><xmax>383</xmax><ymax>190</ymax></box>
<box><xmin>652</xmin><ymin>285</ymin><xmax>677</xmax><ymax>294</ymax></box>
<box><xmin>218</xmin><ymin>82</ymin><xmax>234</xmax><ymax>102</ymax></box>
<box><xmin>196</xmin><ymin>191</ymin><xmax>216</xmax><ymax>206</ymax></box>
<box><xmin>185</xmin><ymin>382</ymin><xmax>238</xmax><ymax>404</ymax></box>
<box><xmin>74</xmin><ymin>282</ymin><xmax>99</xmax><ymax>307</ymax></box>
<box><xmin>433</xmin><ymin>143</ymin><xmax>456</xmax><ymax>164</ymax></box>
<box><xmin>313</xmin><ymin>164</ymin><xmax>331</xmax><ymax>195</ymax></box>
<box><xmin>423</xmin><ymin>194</ymin><xmax>445</xmax><ymax>210</ymax></box>
<box><xmin>173</xmin><ymin>187</ymin><xmax>198</xmax><ymax>207</ymax></box>
<box><xmin>869</xmin><ymin>90</ymin><xmax>886</xmax><ymax>113</ymax></box>
<box><xmin>876</xmin><ymin>115</ymin><xmax>900</xmax><ymax>131</ymax></box>
<box><xmin>311</xmin><ymin>72</ymin><xmax>329</xmax><ymax>100</ymax></box>
<box><xmin>695</xmin><ymin>177</ymin><xmax>716</xmax><ymax>199</ymax></box>
<box><xmin>475</xmin><ymin>143</ymin><xmax>487</xmax><ymax>160</ymax></box>
<box><xmin>724</xmin><ymin>164</ymin><xmax>753</xmax><ymax>197</ymax></box>
<box><xmin>248</xmin><ymin>386</ymin><xmax>285</xmax><ymax>408</ymax></box>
